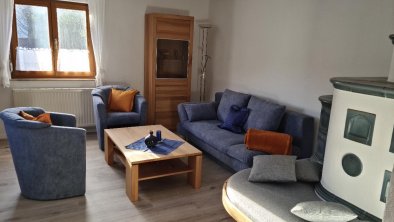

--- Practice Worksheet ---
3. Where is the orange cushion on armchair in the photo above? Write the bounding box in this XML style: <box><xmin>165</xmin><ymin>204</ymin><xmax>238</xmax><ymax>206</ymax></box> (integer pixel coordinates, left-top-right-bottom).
<box><xmin>244</xmin><ymin>128</ymin><xmax>292</xmax><ymax>155</ymax></box>
<box><xmin>19</xmin><ymin>111</ymin><xmax>52</xmax><ymax>124</ymax></box>
<box><xmin>109</xmin><ymin>89</ymin><xmax>138</xmax><ymax>112</ymax></box>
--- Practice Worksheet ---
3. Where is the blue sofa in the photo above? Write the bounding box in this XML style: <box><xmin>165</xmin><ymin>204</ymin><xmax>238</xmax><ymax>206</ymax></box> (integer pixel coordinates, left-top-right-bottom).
<box><xmin>92</xmin><ymin>85</ymin><xmax>147</xmax><ymax>150</ymax></box>
<box><xmin>177</xmin><ymin>90</ymin><xmax>314</xmax><ymax>172</ymax></box>
<box><xmin>0</xmin><ymin>107</ymin><xmax>86</xmax><ymax>200</ymax></box>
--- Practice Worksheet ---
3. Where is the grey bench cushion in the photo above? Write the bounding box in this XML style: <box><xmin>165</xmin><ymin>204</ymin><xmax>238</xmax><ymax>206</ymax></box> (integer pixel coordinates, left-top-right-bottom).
<box><xmin>226</xmin><ymin>169</ymin><xmax>321</xmax><ymax>222</ymax></box>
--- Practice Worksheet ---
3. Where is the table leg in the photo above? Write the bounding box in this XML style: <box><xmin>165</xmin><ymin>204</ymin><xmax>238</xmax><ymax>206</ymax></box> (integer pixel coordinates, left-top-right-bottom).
<box><xmin>188</xmin><ymin>155</ymin><xmax>202</xmax><ymax>189</ymax></box>
<box><xmin>104</xmin><ymin>132</ymin><xmax>114</xmax><ymax>165</ymax></box>
<box><xmin>126</xmin><ymin>164</ymin><xmax>139</xmax><ymax>202</ymax></box>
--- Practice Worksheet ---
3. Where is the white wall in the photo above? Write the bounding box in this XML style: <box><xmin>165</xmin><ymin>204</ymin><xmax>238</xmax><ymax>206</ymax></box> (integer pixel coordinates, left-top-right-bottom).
<box><xmin>208</xmin><ymin>0</ymin><xmax>394</xmax><ymax>118</ymax></box>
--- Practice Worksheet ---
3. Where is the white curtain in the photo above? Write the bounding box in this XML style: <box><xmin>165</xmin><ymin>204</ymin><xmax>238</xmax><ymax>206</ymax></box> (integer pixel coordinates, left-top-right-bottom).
<box><xmin>0</xmin><ymin>0</ymin><xmax>14</xmax><ymax>88</ymax></box>
<box><xmin>88</xmin><ymin>0</ymin><xmax>105</xmax><ymax>86</ymax></box>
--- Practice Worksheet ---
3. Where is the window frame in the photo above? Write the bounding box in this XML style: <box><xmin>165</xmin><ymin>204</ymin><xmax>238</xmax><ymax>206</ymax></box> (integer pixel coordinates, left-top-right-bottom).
<box><xmin>11</xmin><ymin>0</ymin><xmax>96</xmax><ymax>79</ymax></box>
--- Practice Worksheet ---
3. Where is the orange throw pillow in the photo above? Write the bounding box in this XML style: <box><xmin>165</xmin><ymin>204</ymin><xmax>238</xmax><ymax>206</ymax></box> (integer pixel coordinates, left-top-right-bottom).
<box><xmin>34</xmin><ymin>113</ymin><xmax>52</xmax><ymax>124</ymax></box>
<box><xmin>19</xmin><ymin>111</ymin><xmax>35</xmax><ymax>120</ymax></box>
<box><xmin>19</xmin><ymin>111</ymin><xmax>52</xmax><ymax>124</ymax></box>
<box><xmin>109</xmin><ymin>89</ymin><xmax>138</xmax><ymax>112</ymax></box>
<box><xmin>244</xmin><ymin>128</ymin><xmax>292</xmax><ymax>155</ymax></box>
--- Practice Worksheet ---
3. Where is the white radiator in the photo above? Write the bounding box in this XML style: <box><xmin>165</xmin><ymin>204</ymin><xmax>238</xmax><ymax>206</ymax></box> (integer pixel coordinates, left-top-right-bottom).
<box><xmin>12</xmin><ymin>88</ymin><xmax>95</xmax><ymax>127</ymax></box>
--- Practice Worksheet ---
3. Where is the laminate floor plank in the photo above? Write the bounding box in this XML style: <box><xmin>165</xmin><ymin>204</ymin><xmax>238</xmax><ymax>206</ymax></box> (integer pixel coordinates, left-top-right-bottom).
<box><xmin>0</xmin><ymin>133</ymin><xmax>234</xmax><ymax>222</ymax></box>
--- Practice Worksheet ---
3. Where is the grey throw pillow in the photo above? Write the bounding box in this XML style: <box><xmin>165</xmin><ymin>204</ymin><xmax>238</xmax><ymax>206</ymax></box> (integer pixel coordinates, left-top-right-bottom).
<box><xmin>295</xmin><ymin>158</ymin><xmax>322</xmax><ymax>182</ymax></box>
<box><xmin>248</xmin><ymin>155</ymin><xmax>297</xmax><ymax>182</ymax></box>
<box><xmin>217</xmin><ymin>89</ymin><xmax>251</xmax><ymax>122</ymax></box>
<box><xmin>291</xmin><ymin>201</ymin><xmax>358</xmax><ymax>222</ymax></box>
<box><xmin>184</xmin><ymin>103</ymin><xmax>217</xmax><ymax>122</ymax></box>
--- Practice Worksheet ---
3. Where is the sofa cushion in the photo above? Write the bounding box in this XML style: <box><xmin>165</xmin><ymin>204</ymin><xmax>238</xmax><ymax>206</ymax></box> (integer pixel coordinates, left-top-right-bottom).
<box><xmin>184</xmin><ymin>103</ymin><xmax>217</xmax><ymax>122</ymax></box>
<box><xmin>107</xmin><ymin>112</ymin><xmax>140</xmax><ymax>128</ymax></box>
<box><xmin>200</xmin><ymin>128</ymin><xmax>245</xmax><ymax>152</ymax></box>
<box><xmin>219</xmin><ymin>105</ymin><xmax>250</xmax><ymax>134</ymax></box>
<box><xmin>182</xmin><ymin>121</ymin><xmax>245</xmax><ymax>152</ymax></box>
<box><xmin>248</xmin><ymin>155</ymin><xmax>297</xmax><ymax>183</ymax></box>
<box><xmin>226</xmin><ymin>144</ymin><xmax>267</xmax><ymax>166</ymax></box>
<box><xmin>181</xmin><ymin>120</ymin><xmax>222</xmax><ymax>139</ymax></box>
<box><xmin>217</xmin><ymin>89</ymin><xmax>251</xmax><ymax>122</ymax></box>
<box><xmin>244</xmin><ymin>96</ymin><xmax>286</xmax><ymax>131</ymax></box>
<box><xmin>226</xmin><ymin>169</ymin><xmax>320</xmax><ymax>222</ymax></box>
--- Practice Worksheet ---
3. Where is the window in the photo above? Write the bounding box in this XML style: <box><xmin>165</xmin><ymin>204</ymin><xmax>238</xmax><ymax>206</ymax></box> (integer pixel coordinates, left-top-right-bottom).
<box><xmin>11</xmin><ymin>0</ymin><xmax>95</xmax><ymax>79</ymax></box>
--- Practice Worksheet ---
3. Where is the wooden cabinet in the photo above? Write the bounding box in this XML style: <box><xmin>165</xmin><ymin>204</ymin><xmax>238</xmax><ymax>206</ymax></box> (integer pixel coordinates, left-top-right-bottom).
<box><xmin>144</xmin><ymin>13</ymin><xmax>194</xmax><ymax>130</ymax></box>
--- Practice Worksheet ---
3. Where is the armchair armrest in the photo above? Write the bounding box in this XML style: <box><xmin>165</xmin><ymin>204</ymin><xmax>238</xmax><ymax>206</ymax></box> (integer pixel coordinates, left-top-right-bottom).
<box><xmin>92</xmin><ymin>95</ymin><xmax>107</xmax><ymax>127</ymax></box>
<box><xmin>133</xmin><ymin>94</ymin><xmax>147</xmax><ymax>125</ymax></box>
<box><xmin>49</xmin><ymin>112</ymin><xmax>76</xmax><ymax>127</ymax></box>
<box><xmin>0</xmin><ymin>108</ymin><xmax>49</xmax><ymax>129</ymax></box>
<box><xmin>48</xmin><ymin>126</ymin><xmax>86</xmax><ymax>153</ymax></box>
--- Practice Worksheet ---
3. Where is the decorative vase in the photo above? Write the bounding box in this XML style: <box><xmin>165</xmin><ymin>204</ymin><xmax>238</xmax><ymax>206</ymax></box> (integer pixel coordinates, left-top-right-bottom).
<box><xmin>144</xmin><ymin>130</ymin><xmax>158</xmax><ymax>148</ymax></box>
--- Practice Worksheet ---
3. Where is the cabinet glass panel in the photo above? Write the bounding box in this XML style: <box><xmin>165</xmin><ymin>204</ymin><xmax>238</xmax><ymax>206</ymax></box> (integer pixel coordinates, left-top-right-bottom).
<box><xmin>156</xmin><ymin>39</ymin><xmax>188</xmax><ymax>78</ymax></box>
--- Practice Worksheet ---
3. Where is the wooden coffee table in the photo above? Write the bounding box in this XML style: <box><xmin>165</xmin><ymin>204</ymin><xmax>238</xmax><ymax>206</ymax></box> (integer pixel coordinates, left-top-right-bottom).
<box><xmin>104</xmin><ymin>125</ymin><xmax>202</xmax><ymax>202</ymax></box>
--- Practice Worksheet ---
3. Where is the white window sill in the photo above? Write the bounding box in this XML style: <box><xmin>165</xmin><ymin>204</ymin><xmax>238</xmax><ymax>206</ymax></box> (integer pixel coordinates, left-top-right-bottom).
<box><xmin>10</xmin><ymin>79</ymin><xmax>96</xmax><ymax>89</ymax></box>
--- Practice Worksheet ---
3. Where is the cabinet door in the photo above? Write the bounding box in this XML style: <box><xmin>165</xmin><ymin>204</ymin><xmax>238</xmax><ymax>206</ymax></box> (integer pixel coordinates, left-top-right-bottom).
<box><xmin>155</xmin><ymin>79</ymin><xmax>190</xmax><ymax>130</ymax></box>
<box><xmin>144</xmin><ymin>14</ymin><xmax>194</xmax><ymax>128</ymax></box>
<box><xmin>156</xmin><ymin>17</ymin><xmax>191</xmax><ymax>40</ymax></box>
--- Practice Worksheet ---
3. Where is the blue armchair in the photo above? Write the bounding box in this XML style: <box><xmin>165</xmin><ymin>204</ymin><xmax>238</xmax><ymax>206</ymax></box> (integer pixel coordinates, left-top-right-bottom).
<box><xmin>0</xmin><ymin>107</ymin><xmax>86</xmax><ymax>200</ymax></box>
<box><xmin>91</xmin><ymin>85</ymin><xmax>147</xmax><ymax>150</ymax></box>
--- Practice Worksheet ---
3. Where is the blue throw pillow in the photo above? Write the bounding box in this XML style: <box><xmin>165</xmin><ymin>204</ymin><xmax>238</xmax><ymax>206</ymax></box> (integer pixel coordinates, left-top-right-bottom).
<box><xmin>217</xmin><ymin>89</ymin><xmax>251</xmax><ymax>122</ymax></box>
<box><xmin>218</xmin><ymin>105</ymin><xmax>250</xmax><ymax>134</ymax></box>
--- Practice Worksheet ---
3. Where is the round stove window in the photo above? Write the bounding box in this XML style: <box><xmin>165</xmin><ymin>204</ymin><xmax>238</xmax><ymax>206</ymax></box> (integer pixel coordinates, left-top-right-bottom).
<box><xmin>342</xmin><ymin>153</ymin><xmax>363</xmax><ymax>177</ymax></box>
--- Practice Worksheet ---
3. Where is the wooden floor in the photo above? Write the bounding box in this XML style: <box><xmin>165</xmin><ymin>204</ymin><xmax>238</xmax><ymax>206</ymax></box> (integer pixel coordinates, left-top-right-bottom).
<box><xmin>0</xmin><ymin>134</ymin><xmax>234</xmax><ymax>222</ymax></box>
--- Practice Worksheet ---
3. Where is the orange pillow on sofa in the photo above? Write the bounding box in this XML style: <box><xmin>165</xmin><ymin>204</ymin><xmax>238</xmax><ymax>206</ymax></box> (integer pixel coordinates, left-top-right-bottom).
<box><xmin>108</xmin><ymin>89</ymin><xmax>138</xmax><ymax>112</ymax></box>
<box><xmin>244</xmin><ymin>128</ymin><xmax>292</xmax><ymax>155</ymax></box>
<box><xmin>19</xmin><ymin>111</ymin><xmax>52</xmax><ymax>124</ymax></box>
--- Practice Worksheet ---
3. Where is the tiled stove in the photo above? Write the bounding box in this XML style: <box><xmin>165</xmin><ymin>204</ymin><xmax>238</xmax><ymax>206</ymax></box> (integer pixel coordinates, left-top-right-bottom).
<box><xmin>318</xmin><ymin>77</ymin><xmax>394</xmax><ymax>220</ymax></box>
